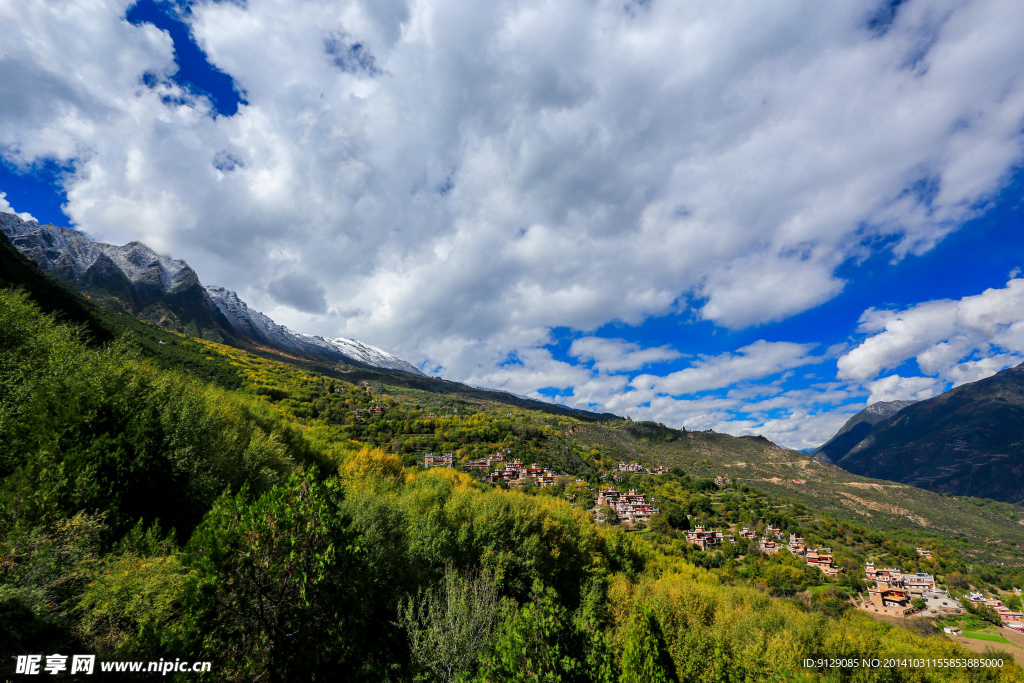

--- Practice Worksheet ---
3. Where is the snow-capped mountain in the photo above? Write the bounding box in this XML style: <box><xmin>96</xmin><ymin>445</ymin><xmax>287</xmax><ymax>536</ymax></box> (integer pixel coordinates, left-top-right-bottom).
<box><xmin>861</xmin><ymin>400</ymin><xmax>917</xmax><ymax>418</ymax></box>
<box><xmin>0</xmin><ymin>212</ymin><xmax>423</xmax><ymax>376</ymax></box>
<box><xmin>1</xmin><ymin>213</ymin><xmax>201</xmax><ymax>296</ymax></box>
<box><xmin>205</xmin><ymin>286</ymin><xmax>422</xmax><ymax>375</ymax></box>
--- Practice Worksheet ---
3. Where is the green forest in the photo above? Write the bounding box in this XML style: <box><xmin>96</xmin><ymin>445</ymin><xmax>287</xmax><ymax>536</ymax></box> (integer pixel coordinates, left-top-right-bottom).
<box><xmin>2</xmin><ymin>285</ymin><xmax>1024</xmax><ymax>682</ymax></box>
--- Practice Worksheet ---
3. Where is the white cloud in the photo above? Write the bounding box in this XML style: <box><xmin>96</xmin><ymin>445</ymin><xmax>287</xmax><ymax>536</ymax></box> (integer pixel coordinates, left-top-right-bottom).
<box><xmin>472</xmin><ymin>350</ymin><xmax>592</xmax><ymax>398</ymax></box>
<box><xmin>726</xmin><ymin>384</ymin><xmax>786</xmax><ymax>401</ymax></box>
<box><xmin>742</xmin><ymin>385</ymin><xmax>855</xmax><ymax>413</ymax></box>
<box><xmin>559</xmin><ymin>384</ymin><xmax>853</xmax><ymax>452</ymax></box>
<box><xmin>3</xmin><ymin>0</ymin><xmax>1024</xmax><ymax>450</ymax></box>
<box><xmin>838</xmin><ymin>278</ymin><xmax>1024</xmax><ymax>383</ymax></box>
<box><xmin>632</xmin><ymin>340</ymin><xmax>821</xmax><ymax>396</ymax></box>
<box><xmin>1</xmin><ymin>0</ymin><xmax>1023</xmax><ymax>373</ymax></box>
<box><xmin>698</xmin><ymin>253</ymin><xmax>846</xmax><ymax>328</ymax></box>
<box><xmin>865</xmin><ymin>374</ymin><xmax>944</xmax><ymax>404</ymax></box>
<box><xmin>741</xmin><ymin>409</ymin><xmax>857</xmax><ymax>453</ymax></box>
<box><xmin>0</xmin><ymin>193</ymin><xmax>36</xmax><ymax>223</ymax></box>
<box><xmin>452</xmin><ymin>336</ymin><xmax>847</xmax><ymax>450</ymax></box>
<box><xmin>569</xmin><ymin>337</ymin><xmax>681</xmax><ymax>373</ymax></box>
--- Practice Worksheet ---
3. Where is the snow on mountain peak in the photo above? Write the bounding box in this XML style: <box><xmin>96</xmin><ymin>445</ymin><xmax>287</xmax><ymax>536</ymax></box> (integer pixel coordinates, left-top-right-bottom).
<box><xmin>864</xmin><ymin>399</ymin><xmax>916</xmax><ymax>416</ymax></box>
<box><xmin>204</xmin><ymin>286</ymin><xmax>424</xmax><ymax>375</ymax></box>
<box><xmin>0</xmin><ymin>210</ymin><xmax>424</xmax><ymax>377</ymax></box>
<box><xmin>325</xmin><ymin>336</ymin><xmax>423</xmax><ymax>375</ymax></box>
<box><xmin>0</xmin><ymin>215</ymin><xmax>196</xmax><ymax>293</ymax></box>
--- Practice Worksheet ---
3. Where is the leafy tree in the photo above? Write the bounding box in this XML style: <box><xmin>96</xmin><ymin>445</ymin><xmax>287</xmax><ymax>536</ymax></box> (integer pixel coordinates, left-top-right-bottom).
<box><xmin>647</xmin><ymin>513</ymin><xmax>672</xmax><ymax>536</ymax></box>
<box><xmin>342</xmin><ymin>446</ymin><xmax>406</xmax><ymax>484</ymax></box>
<box><xmin>0</xmin><ymin>289</ymin><xmax>312</xmax><ymax>538</ymax></box>
<box><xmin>603</xmin><ymin>529</ymin><xmax>644</xmax><ymax>580</ymax></box>
<box><xmin>597</xmin><ymin>504</ymin><xmax>619</xmax><ymax>525</ymax></box>
<box><xmin>620</xmin><ymin>609</ymin><xmax>676</xmax><ymax>683</ymax></box>
<box><xmin>763</xmin><ymin>565</ymin><xmax>807</xmax><ymax>595</ymax></box>
<box><xmin>0</xmin><ymin>513</ymin><xmax>104</xmax><ymax>659</ymax></box>
<box><xmin>911</xmin><ymin>597</ymin><xmax>927</xmax><ymax>612</ymax></box>
<box><xmin>811</xmin><ymin>585</ymin><xmax>851</xmax><ymax>619</ymax></box>
<box><xmin>661</xmin><ymin>503</ymin><xmax>689</xmax><ymax>531</ymax></box>
<box><xmin>946</xmin><ymin>571</ymin><xmax>969</xmax><ymax>589</ymax></box>
<box><xmin>565</xmin><ymin>481</ymin><xmax>594</xmax><ymax>510</ymax></box>
<box><xmin>180</xmin><ymin>472</ymin><xmax>368</xmax><ymax>682</ymax></box>
<box><xmin>399</xmin><ymin>566</ymin><xmax>500</xmax><ymax>683</ymax></box>
<box><xmin>476</xmin><ymin>582</ymin><xmax>583</xmax><ymax>683</ymax></box>
<box><xmin>76</xmin><ymin>550</ymin><xmax>190</xmax><ymax>658</ymax></box>
<box><xmin>690</xmin><ymin>495</ymin><xmax>713</xmax><ymax>515</ymax></box>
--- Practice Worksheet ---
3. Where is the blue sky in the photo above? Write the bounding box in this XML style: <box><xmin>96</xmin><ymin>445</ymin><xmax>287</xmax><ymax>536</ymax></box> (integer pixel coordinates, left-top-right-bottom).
<box><xmin>2</xmin><ymin>0</ymin><xmax>1024</xmax><ymax>449</ymax></box>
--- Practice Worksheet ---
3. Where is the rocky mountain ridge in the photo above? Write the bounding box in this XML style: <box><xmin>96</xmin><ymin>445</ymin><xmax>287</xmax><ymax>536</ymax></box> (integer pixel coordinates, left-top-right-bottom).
<box><xmin>204</xmin><ymin>286</ymin><xmax>422</xmax><ymax>374</ymax></box>
<box><xmin>0</xmin><ymin>213</ymin><xmax>423</xmax><ymax>376</ymax></box>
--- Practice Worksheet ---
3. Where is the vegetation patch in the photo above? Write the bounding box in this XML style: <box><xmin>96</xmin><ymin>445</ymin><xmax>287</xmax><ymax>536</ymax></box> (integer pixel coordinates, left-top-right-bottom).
<box><xmin>4</xmin><ymin>281</ymin><xmax>1024</xmax><ymax>681</ymax></box>
<box><xmin>964</xmin><ymin>633</ymin><xmax>1013</xmax><ymax>644</ymax></box>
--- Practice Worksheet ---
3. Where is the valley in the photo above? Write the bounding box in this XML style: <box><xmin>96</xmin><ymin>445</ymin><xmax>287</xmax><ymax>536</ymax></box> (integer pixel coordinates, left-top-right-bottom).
<box><xmin>3</xmin><ymin>219</ymin><xmax>1024</xmax><ymax>680</ymax></box>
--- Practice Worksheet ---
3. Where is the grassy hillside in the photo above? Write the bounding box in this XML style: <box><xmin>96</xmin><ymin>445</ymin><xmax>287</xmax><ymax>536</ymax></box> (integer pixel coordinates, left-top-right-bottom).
<box><xmin>152</xmin><ymin>333</ymin><xmax>1024</xmax><ymax>576</ymax></box>
<box><xmin>561</xmin><ymin>421</ymin><xmax>1024</xmax><ymax>565</ymax></box>
<box><xmin>130</xmin><ymin>323</ymin><xmax>1024</xmax><ymax>569</ymax></box>
<box><xmin>4</xmin><ymin>270</ymin><xmax>1024</xmax><ymax>680</ymax></box>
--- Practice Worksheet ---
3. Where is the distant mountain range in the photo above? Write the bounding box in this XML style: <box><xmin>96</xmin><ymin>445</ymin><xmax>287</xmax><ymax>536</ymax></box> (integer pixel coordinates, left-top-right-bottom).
<box><xmin>814</xmin><ymin>367</ymin><xmax>1024</xmax><ymax>505</ymax></box>
<box><xmin>0</xmin><ymin>212</ymin><xmax>423</xmax><ymax>376</ymax></box>
<box><xmin>0</xmin><ymin>217</ymin><xmax>620</xmax><ymax>425</ymax></box>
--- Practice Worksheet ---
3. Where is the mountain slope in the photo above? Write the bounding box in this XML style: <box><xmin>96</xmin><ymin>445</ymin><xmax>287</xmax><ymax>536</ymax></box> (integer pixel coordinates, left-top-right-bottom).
<box><xmin>1</xmin><ymin>222</ymin><xmax>613</xmax><ymax>425</ymax></box>
<box><xmin>0</xmin><ymin>213</ymin><xmax>423</xmax><ymax>376</ymax></box>
<box><xmin>562</xmin><ymin>420</ymin><xmax>1024</xmax><ymax>562</ymax></box>
<box><xmin>1</xmin><ymin>212</ymin><xmax>245</xmax><ymax>343</ymax></box>
<box><xmin>0</xmin><ymin>224</ymin><xmax>113</xmax><ymax>343</ymax></box>
<box><xmin>4</xmin><ymin>223</ymin><xmax>1022</xmax><ymax>565</ymax></box>
<box><xmin>204</xmin><ymin>286</ymin><xmax>422</xmax><ymax>374</ymax></box>
<box><xmin>812</xmin><ymin>400</ymin><xmax>916</xmax><ymax>464</ymax></box>
<box><xmin>834</xmin><ymin>363</ymin><xmax>1024</xmax><ymax>505</ymax></box>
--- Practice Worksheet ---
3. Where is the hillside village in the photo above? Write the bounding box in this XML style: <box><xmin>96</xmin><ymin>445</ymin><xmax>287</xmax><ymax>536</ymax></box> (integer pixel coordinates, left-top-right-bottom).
<box><xmin>425</xmin><ymin>450</ymin><xmax>1024</xmax><ymax>639</ymax></box>
<box><xmin>425</xmin><ymin>454</ymin><xmax>665</xmax><ymax>525</ymax></box>
<box><xmin>4</xmin><ymin>261</ymin><xmax>1024</xmax><ymax>677</ymax></box>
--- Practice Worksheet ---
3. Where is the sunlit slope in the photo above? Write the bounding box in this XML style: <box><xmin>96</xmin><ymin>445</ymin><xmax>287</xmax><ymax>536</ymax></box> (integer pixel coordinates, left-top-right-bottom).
<box><xmin>564</xmin><ymin>420</ymin><xmax>1024</xmax><ymax>562</ymax></box>
<box><xmin>181</xmin><ymin>334</ymin><xmax>1024</xmax><ymax>562</ymax></box>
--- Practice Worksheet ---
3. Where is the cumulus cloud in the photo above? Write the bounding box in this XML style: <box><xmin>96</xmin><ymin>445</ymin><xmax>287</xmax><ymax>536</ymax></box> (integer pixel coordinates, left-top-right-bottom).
<box><xmin>698</xmin><ymin>253</ymin><xmax>846</xmax><ymax>328</ymax></box>
<box><xmin>3</xmin><ymin>0</ymin><xmax>1024</xmax><ymax>449</ymax></box>
<box><xmin>442</xmin><ymin>334</ymin><xmax>846</xmax><ymax>450</ymax></box>
<box><xmin>457</xmin><ymin>345</ymin><xmax>594</xmax><ymax>398</ymax></box>
<box><xmin>0</xmin><ymin>192</ymin><xmax>37</xmax><ymax>223</ymax></box>
<box><xmin>740</xmin><ymin>409</ymin><xmax>857</xmax><ymax>452</ymax></box>
<box><xmin>569</xmin><ymin>337</ymin><xmax>681</xmax><ymax>373</ymax></box>
<box><xmin>1</xmin><ymin>0</ymin><xmax>1023</xmax><ymax>368</ymax></box>
<box><xmin>632</xmin><ymin>341</ymin><xmax>821</xmax><ymax>396</ymax></box>
<box><xmin>865</xmin><ymin>374</ymin><xmax>944</xmax><ymax>404</ymax></box>
<box><xmin>570</xmin><ymin>384</ymin><xmax>851</xmax><ymax>452</ymax></box>
<box><xmin>838</xmin><ymin>278</ymin><xmax>1024</xmax><ymax>383</ymax></box>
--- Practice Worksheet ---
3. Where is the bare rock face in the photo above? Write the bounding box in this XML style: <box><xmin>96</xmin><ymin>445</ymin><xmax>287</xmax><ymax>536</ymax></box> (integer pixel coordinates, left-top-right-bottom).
<box><xmin>0</xmin><ymin>212</ymin><xmax>423</xmax><ymax>376</ymax></box>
